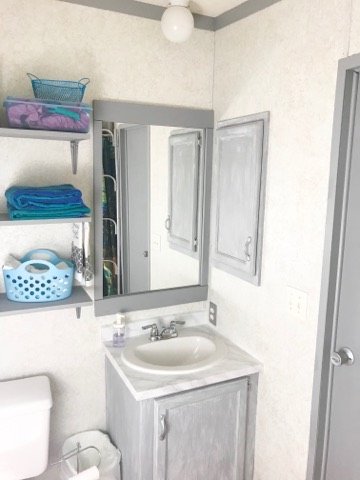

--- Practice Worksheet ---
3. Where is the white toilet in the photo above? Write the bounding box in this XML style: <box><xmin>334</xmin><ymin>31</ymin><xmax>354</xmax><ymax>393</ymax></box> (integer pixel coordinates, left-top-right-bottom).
<box><xmin>0</xmin><ymin>375</ymin><xmax>52</xmax><ymax>480</ymax></box>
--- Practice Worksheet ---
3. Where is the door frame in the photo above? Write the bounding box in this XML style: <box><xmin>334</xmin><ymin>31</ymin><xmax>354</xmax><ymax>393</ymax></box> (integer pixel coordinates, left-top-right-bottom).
<box><xmin>307</xmin><ymin>53</ymin><xmax>360</xmax><ymax>479</ymax></box>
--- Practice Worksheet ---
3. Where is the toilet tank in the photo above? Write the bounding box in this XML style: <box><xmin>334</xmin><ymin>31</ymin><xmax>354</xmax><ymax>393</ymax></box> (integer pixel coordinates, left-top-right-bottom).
<box><xmin>0</xmin><ymin>376</ymin><xmax>52</xmax><ymax>480</ymax></box>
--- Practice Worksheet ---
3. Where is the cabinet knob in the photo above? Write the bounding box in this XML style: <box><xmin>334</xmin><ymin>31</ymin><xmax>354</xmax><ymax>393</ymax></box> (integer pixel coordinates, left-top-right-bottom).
<box><xmin>244</xmin><ymin>236</ymin><xmax>252</xmax><ymax>262</ymax></box>
<box><xmin>165</xmin><ymin>215</ymin><xmax>171</xmax><ymax>231</ymax></box>
<box><xmin>159</xmin><ymin>414</ymin><xmax>167</xmax><ymax>441</ymax></box>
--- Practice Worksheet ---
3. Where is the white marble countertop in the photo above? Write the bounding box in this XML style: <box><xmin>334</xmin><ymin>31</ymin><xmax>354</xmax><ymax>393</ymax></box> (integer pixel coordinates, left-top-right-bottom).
<box><xmin>104</xmin><ymin>324</ymin><xmax>262</xmax><ymax>401</ymax></box>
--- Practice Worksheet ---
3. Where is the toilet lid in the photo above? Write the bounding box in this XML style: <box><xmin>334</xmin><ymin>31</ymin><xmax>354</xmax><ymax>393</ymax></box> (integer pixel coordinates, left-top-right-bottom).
<box><xmin>0</xmin><ymin>376</ymin><xmax>52</xmax><ymax>418</ymax></box>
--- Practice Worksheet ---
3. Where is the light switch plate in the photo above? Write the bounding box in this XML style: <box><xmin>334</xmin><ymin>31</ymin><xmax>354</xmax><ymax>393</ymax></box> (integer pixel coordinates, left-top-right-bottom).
<box><xmin>287</xmin><ymin>286</ymin><xmax>308</xmax><ymax>321</ymax></box>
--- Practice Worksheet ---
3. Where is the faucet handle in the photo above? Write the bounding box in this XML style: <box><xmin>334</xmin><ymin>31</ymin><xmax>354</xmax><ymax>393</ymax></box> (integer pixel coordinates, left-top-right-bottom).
<box><xmin>170</xmin><ymin>320</ymin><xmax>186</xmax><ymax>327</ymax></box>
<box><xmin>142</xmin><ymin>323</ymin><xmax>159</xmax><ymax>341</ymax></box>
<box><xmin>142</xmin><ymin>323</ymin><xmax>157</xmax><ymax>330</ymax></box>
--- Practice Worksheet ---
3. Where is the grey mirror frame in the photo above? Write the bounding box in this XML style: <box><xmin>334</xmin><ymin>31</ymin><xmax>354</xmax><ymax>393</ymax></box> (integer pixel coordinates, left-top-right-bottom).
<box><xmin>93</xmin><ymin>100</ymin><xmax>214</xmax><ymax>316</ymax></box>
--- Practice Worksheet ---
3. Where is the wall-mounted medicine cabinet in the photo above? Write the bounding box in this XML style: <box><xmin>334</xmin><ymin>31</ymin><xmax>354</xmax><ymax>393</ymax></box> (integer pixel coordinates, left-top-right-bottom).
<box><xmin>93</xmin><ymin>100</ymin><xmax>214</xmax><ymax>316</ymax></box>
<box><xmin>212</xmin><ymin>112</ymin><xmax>269</xmax><ymax>285</ymax></box>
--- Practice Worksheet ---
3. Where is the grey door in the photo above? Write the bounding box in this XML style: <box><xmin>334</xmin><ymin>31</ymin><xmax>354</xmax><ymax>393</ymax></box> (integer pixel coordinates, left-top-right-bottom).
<box><xmin>325</xmin><ymin>80</ymin><xmax>360</xmax><ymax>479</ymax></box>
<box><xmin>153</xmin><ymin>380</ymin><xmax>248</xmax><ymax>480</ymax></box>
<box><xmin>118</xmin><ymin>125</ymin><xmax>150</xmax><ymax>294</ymax></box>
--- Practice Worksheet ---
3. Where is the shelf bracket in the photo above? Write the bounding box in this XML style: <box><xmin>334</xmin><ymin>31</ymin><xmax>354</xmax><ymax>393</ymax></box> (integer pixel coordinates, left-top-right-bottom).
<box><xmin>76</xmin><ymin>307</ymin><xmax>81</xmax><ymax>319</ymax></box>
<box><xmin>70</xmin><ymin>140</ymin><xmax>79</xmax><ymax>174</ymax></box>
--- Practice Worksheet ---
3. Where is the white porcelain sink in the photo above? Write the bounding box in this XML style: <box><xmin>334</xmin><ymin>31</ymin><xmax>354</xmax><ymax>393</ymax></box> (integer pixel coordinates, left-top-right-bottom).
<box><xmin>121</xmin><ymin>330</ymin><xmax>227</xmax><ymax>375</ymax></box>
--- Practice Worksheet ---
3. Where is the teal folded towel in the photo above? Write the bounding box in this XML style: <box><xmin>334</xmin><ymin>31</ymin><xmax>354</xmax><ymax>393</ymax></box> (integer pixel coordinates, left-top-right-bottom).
<box><xmin>6</xmin><ymin>184</ymin><xmax>85</xmax><ymax>209</ymax></box>
<box><xmin>8</xmin><ymin>207</ymin><xmax>90</xmax><ymax>220</ymax></box>
<box><xmin>5</xmin><ymin>184</ymin><xmax>91</xmax><ymax>219</ymax></box>
<box><xmin>8</xmin><ymin>205</ymin><xmax>91</xmax><ymax>219</ymax></box>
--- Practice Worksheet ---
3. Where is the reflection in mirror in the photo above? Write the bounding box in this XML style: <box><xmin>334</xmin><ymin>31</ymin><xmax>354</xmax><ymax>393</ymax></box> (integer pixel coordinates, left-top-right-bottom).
<box><xmin>101</xmin><ymin>123</ymin><xmax>204</xmax><ymax>296</ymax></box>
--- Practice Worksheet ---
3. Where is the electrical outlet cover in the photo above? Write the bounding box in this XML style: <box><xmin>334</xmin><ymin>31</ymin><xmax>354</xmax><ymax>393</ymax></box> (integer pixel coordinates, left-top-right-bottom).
<box><xmin>209</xmin><ymin>302</ymin><xmax>217</xmax><ymax>326</ymax></box>
<box><xmin>287</xmin><ymin>286</ymin><xmax>308</xmax><ymax>321</ymax></box>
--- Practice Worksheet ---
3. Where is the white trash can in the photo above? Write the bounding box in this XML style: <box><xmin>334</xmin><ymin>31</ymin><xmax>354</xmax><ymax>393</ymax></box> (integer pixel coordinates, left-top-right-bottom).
<box><xmin>60</xmin><ymin>430</ymin><xmax>121</xmax><ymax>480</ymax></box>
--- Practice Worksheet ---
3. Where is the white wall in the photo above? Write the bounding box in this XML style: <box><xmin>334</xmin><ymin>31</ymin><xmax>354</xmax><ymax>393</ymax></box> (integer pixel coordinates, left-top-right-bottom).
<box><xmin>0</xmin><ymin>0</ymin><xmax>213</xmax><ymax>475</ymax></box>
<box><xmin>211</xmin><ymin>0</ymin><xmax>357</xmax><ymax>479</ymax></box>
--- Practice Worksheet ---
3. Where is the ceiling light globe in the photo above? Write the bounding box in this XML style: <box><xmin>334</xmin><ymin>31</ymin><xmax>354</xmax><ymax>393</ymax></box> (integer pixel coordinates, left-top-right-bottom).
<box><xmin>161</xmin><ymin>4</ymin><xmax>194</xmax><ymax>43</ymax></box>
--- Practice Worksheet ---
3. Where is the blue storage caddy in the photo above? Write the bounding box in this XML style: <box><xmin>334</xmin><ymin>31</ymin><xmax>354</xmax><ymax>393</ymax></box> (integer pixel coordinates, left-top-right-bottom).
<box><xmin>3</xmin><ymin>249</ymin><xmax>74</xmax><ymax>303</ymax></box>
<box><xmin>27</xmin><ymin>73</ymin><xmax>90</xmax><ymax>103</ymax></box>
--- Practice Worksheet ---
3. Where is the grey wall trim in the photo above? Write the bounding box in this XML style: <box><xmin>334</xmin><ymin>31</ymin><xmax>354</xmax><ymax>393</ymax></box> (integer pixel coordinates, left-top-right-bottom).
<box><xmin>199</xmin><ymin>127</ymin><xmax>213</xmax><ymax>286</ymax></box>
<box><xmin>60</xmin><ymin>0</ymin><xmax>280</xmax><ymax>32</ymax></box>
<box><xmin>306</xmin><ymin>53</ymin><xmax>360</xmax><ymax>480</ymax></box>
<box><xmin>94</xmin><ymin>100</ymin><xmax>214</xmax><ymax>129</ymax></box>
<box><xmin>95</xmin><ymin>285</ymin><xmax>208</xmax><ymax>315</ymax></box>
<box><xmin>59</xmin><ymin>0</ymin><xmax>215</xmax><ymax>31</ymax></box>
<box><xmin>215</xmin><ymin>0</ymin><xmax>282</xmax><ymax>30</ymax></box>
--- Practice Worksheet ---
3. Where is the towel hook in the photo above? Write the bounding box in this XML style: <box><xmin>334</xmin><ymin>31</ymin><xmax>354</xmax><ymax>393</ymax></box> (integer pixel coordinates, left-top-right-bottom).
<box><xmin>102</xmin><ymin>129</ymin><xmax>114</xmax><ymax>144</ymax></box>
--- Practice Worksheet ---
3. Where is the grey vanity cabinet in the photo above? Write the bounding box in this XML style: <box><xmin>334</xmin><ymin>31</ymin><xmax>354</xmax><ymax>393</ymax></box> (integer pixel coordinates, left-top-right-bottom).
<box><xmin>106</xmin><ymin>359</ymin><xmax>257</xmax><ymax>480</ymax></box>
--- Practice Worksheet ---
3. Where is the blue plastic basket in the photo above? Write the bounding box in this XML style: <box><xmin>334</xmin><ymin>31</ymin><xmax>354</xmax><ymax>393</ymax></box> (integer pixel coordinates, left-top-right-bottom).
<box><xmin>27</xmin><ymin>73</ymin><xmax>90</xmax><ymax>102</ymax></box>
<box><xmin>3</xmin><ymin>249</ymin><xmax>74</xmax><ymax>303</ymax></box>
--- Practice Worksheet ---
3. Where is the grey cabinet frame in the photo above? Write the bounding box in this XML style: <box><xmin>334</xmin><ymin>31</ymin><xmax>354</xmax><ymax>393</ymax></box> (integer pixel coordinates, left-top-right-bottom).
<box><xmin>93</xmin><ymin>100</ymin><xmax>214</xmax><ymax>315</ymax></box>
<box><xmin>106</xmin><ymin>358</ymin><xmax>259</xmax><ymax>480</ymax></box>
<box><xmin>212</xmin><ymin>112</ymin><xmax>269</xmax><ymax>286</ymax></box>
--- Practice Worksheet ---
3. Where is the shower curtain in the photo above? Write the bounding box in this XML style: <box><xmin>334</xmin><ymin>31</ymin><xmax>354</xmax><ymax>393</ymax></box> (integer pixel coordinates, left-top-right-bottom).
<box><xmin>102</xmin><ymin>134</ymin><xmax>120</xmax><ymax>296</ymax></box>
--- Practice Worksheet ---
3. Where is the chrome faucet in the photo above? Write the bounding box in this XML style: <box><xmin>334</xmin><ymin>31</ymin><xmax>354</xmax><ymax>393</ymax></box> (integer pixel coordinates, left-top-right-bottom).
<box><xmin>159</xmin><ymin>320</ymin><xmax>185</xmax><ymax>340</ymax></box>
<box><xmin>142</xmin><ymin>320</ymin><xmax>185</xmax><ymax>341</ymax></box>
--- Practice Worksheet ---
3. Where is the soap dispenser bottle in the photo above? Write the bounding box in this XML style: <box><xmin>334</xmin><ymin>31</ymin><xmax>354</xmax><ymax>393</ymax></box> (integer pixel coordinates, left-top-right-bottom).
<box><xmin>113</xmin><ymin>313</ymin><xmax>126</xmax><ymax>348</ymax></box>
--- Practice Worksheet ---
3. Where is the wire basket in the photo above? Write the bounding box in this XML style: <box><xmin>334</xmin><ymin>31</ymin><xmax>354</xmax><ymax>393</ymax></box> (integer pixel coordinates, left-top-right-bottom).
<box><xmin>3</xmin><ymin>249</ymin><xmax>74</xmax><ymax>303</ymax></box>
<box><xmin>27</xmin><ymin>73</ymin><xmax>90</xmax><ymax>102</ymax></box>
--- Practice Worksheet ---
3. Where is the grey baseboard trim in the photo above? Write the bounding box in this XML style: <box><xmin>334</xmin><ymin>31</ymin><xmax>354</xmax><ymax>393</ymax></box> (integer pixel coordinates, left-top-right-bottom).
<box><xmin>61</xmin><ymin>0</ymin><xmax>164</xmax><ymax>21</ymax></box>
<box><xmin>215</xmin><ymin>0</ymin><xmax>282</xmax><ymax>30</ymax></box>
<box><xmin>59</xmin><ymin>0</ymin><xmax>215</xmax><ymax>31</ymax></box>
<box><xmin>59</xmin><ymin>0</ymin><xmax>281</xmax><ymax>31</ymax></box>
<box><xmin>193</xmin><ymin>13</ymin><xmax>215</xmax><ymax>31</ymax></box>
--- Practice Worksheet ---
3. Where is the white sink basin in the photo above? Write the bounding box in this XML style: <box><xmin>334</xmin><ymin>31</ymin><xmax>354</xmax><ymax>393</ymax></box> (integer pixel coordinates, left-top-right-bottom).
<box><xmin>121</xmin><ymin>331</ymin><xmax>227</xmax><ymax>375</ymax></box>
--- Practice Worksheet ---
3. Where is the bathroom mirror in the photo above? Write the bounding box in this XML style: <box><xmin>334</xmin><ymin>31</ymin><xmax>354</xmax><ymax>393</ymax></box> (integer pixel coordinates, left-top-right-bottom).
<box><xmin>93</xmin><ymin>100</ymin><xmax>214</xmax><ymax>315</ymax></box>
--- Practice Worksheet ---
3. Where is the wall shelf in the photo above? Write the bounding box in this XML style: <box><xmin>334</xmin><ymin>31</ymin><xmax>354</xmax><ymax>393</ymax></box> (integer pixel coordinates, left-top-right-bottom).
<box><xmin>0</xmin><ymin>286</ymin><xmax>92</xmax><ymax>318</ymax></box>
<box><xmin>0</xmin><ymin>127</ymin><xmax>94</xmax><ymax>317</ymax></box>
<box><xmin>0</xmin><ymin>127</ymin><xmax>90</xmax><ymax>174</ymax></box>
<box><xmin>0</xmin><ymin>213</ymin><xmax>91</xmax><ymax>226</ymax></box>
<box><xmin>0</xmin><ymin>127</ymin><xmax>90</xmax><ymax>142</ymax></box>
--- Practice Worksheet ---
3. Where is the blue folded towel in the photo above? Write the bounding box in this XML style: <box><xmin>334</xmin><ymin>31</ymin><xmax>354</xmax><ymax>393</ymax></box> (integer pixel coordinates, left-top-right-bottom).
<box><xmin>7</xmin><ymin>205</ymin><xmax>90</xmax><ymax>219</ymax></box>
<box><xmin>5</xmin><ymin>184</ymin><xmax>91</xmax><ymax>219</ymax></box>
<box><xmin>5</xmin><ymin>184</ymin><xmax>86</xmax><ymax>210</ymax></box>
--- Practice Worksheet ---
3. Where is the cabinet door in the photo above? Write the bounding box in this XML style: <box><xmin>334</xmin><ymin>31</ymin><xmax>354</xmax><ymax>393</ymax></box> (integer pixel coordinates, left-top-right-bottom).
<box><xmin>167</xmin><ymin>131</ymin><xmax>201</xmax><ymax>254</ymax></box>
<box><xmin>153</xmin><ymin>379</ymin><xmax>248</xmax><ymax>480</ymax></box>
<box><xmin>213</xmin><ymin>113</ymin><xmax>269</xmax><ymax>285</ymax></box>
